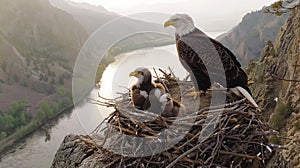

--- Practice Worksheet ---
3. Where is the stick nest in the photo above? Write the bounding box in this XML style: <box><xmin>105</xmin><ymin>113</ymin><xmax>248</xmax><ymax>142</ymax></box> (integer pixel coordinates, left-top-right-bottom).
<box><xmin>90</xmin><ymin>69</ymin><xmax>285</xmax><ymax>168</ymax></box>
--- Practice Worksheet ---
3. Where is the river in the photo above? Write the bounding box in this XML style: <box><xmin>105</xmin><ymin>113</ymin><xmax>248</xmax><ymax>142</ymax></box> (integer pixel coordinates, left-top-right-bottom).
<box><xmin>0</xmin><ymin>32</ymin><xmax>225</xmax><ymax>168</ymax></box>
<box><xmin>0</xmin><ymin>44</ymin><xmax>186</xmax><ymax>168</ymax></box>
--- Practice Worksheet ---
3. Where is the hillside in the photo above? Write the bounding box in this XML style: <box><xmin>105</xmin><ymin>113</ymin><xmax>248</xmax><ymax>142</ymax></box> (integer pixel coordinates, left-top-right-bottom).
<box><xmin>49</xmin><ymin>0</ymin><xmax>168</xmax><ymax>36</ymax></box>
<box><xmin>245</xmin><ymin>5</ymin><xmax>300</xmax><ymax>167</ymax></box>
<box><xmin>0</xmin><ymin>0</ymin><xmax>87</xmax><ymax>111</ymax></box>
<box><xmin>0</xmin><ymin>0</ymin><xmax>89</xmax><ymax>153</ymax></box>
<box><xmin>49</xmin><ymin>0</ymin><xmax>117</xmax><ymax>34</ymax></box>
<box><xmin>217</xmin><ymin>7</ymin><xmax>289</xmax><ymax>66</ymax></box>
<box><xmin>50</xmin><ymin>3</ymin><xmax>300</xmax><ymax>167</ymax></box>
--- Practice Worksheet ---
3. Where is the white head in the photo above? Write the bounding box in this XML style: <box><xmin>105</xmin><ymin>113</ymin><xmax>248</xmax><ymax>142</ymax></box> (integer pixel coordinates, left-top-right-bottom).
<box><xmin>164</xmin><ymin>14</ymin><xmax>196</xmax><ymax>37</ymax></box>
<box><xmin>129</xmin><ymin>68</ymin><xmax>152</xmax><ymax>87</ymax></box>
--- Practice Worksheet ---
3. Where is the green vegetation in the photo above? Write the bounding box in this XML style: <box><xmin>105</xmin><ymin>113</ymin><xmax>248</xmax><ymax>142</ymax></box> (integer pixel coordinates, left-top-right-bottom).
<box><xmin>270</xmin><ymin>102</ymin><xmax>292</xmax><ymax>130</ymax></box>
<box><xmin>36</xmin><ymin>102</ymin><xmax>53</xmax><ymax>121</ymax></box>
<box><xmin>21</xmin><ymin>82</ymin><xmax>28</xmax><ymax>87</ymax></box>
<box><xmin>0</xmin><ymin>87</ymin><xmax>73</xmax><ymax>147</ymax></box>
<box><xmin>59</xmin><ymin>75</ymin><xmax>65</xmax><ymax>85</ymax></box>
<box><xmin>35</xmin><ymin>87</ymin><xmax>72</xmax><ymax>124</ymax></box>
<box><xmin>95</xmin><ymin>55</ymin><xmax>114</xmax><ymax>82</ymax></box>
<box><xmin>0</xmin><ymin>101</ymin><xmax>29</xmax><ymax>140</ymax></box>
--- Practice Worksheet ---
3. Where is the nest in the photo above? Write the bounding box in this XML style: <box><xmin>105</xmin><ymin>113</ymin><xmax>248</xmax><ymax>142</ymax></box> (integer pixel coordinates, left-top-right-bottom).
<box><xmin>90</xmin><ymin>69</ymin><xmax>286</xmax><ymax>168</ymax></box>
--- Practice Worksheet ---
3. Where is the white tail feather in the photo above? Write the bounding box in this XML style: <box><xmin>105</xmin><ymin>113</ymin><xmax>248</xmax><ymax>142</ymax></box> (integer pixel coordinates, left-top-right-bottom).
<box><xmin>235</xmin><ymin>86</ymin><xmax>258</xmax><ymax>108</ymax></box>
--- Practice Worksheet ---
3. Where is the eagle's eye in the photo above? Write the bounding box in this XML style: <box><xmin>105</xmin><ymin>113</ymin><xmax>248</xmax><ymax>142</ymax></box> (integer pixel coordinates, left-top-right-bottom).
<box><xmin>139</xmin><ymin>71</ymin><xmax>144</xmax><ymax>76</ymax></box>
<box><xmin>173</xmin><ymin>18</ymin><xmax>179</xmax><ymax>21</ymax></box>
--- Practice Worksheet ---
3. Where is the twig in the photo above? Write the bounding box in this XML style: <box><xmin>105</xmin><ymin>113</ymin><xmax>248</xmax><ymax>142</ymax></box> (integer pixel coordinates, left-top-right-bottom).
<box><xmin>218</xmin><ymin>150</ymin><xmax>262</xmax><ymax>160</ymax></box>
<box><xmin>166</xmin><ymin>134</ymin><xmax>213</xmax><ymax>168</ymax></box>
<box><xmin>168</xmin><ymin>66</ymin><xmax>177</xmax><ymax>79</ymax></box>
<box><xmin>271</xmin><ymin>74</ymin><xmax>300</xmax><ymax>82</ymax></box>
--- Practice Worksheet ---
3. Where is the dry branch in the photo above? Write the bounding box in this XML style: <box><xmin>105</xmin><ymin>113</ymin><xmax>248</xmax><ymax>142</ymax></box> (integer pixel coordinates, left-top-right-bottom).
<box><xmin>89</xmin><ymin>68</ymin><xmax>285</xmax><ymax>168</ymax></box>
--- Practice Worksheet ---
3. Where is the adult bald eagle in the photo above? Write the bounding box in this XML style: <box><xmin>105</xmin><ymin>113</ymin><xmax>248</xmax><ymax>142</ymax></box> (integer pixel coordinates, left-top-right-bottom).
<box><xmin>129</xmin><ymin>68</ymin><xmax>166</xmax><ymax>114</ymax></box>
<box><xmin>164</xmin><ymin>14</ymin><xmax>251</xmax><ymax>95</ymax></box>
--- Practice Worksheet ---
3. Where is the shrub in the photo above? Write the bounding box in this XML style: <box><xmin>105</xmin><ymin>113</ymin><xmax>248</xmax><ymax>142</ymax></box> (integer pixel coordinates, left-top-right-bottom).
<box><xmin>0</xmin><ymin>131</ymin><xmax>7</xmax><ymax>140</ymax></box>
<box><xmin>21</xmin><ymin>82</ymin><xmax>28</xmax><ymax>87</ymax></box>
<box><xmin>270</xmin><ymin>102</ymin><xmax>292</xmax><ymax>129</ymax></box>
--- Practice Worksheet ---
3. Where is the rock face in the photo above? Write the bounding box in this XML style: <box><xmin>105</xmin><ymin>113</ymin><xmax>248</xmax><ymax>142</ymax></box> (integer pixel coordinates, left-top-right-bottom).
<box><xmin>246</xmin><ymin>6</ymin><xmax>300</xmax><ymax>167</ymax></box>
<box><xmin>51</xmin><ymin>134</ymin><xmax>104</xmax><ymax>168</ymax></box>
<box><xmin>51</xmin><ymin>5</ymin><xmax>300</xmax><ymax>168</ymax></box>
<box><xmin>217</xmin><ymin>8</ymin><xmax>289</xmax><ymax>66</ymax></box>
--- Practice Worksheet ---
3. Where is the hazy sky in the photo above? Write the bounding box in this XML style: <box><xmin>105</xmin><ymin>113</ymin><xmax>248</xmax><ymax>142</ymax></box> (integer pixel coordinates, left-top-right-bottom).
<box><xmin>69</xmin><ymin>0</ymin><xmax>278</xmax><ymax>32</ymax></box>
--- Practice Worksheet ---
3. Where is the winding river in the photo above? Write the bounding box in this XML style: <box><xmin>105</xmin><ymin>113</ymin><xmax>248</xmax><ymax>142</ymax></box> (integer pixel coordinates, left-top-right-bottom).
<box><xmin>0</xmin><ymin>32</ymin><xmax>224</xmax><ymax>168</ymax></box>
<box><xmin>0</xmin><ymin>44</ymin><xmax>186</xmax><ymax>168</ymax></box>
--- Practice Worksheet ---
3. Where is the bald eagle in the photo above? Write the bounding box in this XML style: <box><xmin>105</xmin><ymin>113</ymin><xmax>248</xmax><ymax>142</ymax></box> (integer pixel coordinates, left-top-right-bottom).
<box><xmin>130</xmin><ymin>68</ymin><xmax>185</xmax><ymax>116</ymax></box>
<box><xmin>129</xmin><ymin>68</ymin><xmax>166</xmax><ymax>114</ymax></box>
<box><xmin>164</xmin><ymin>14</ymin><xmax>252</xmax><ymax>95</ymax></box>
<box><xmin>159</xmin><ymin>93</ymin><xmax>182</xmax><ymax>118</ymax></box>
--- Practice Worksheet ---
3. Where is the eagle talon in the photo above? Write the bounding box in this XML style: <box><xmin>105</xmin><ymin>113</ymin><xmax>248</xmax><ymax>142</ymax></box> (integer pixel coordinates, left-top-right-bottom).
<box><xmin>184</xmin><ymin>86</ymin><xmax>206</xmax><ymax>98</ymax></box>
<box><xmin>164</xmin><ymin>13</ymin><xmax>253</xmax><ymax>102</ymax></box>
<box><xmin>185</xmin><ymin>89</ymin><xmax>205</xmax><ymax>99</ymax></box>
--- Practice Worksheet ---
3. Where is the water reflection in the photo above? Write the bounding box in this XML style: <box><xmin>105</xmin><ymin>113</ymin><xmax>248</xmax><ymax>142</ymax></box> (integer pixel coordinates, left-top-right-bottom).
<box><xmin>0</xmin><ymin>44</ymin><xmax>188</xmax><ymax>168</ymax></box>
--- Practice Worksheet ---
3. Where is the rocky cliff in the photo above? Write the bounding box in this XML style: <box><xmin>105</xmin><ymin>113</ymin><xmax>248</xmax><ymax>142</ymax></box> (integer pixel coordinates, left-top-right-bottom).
<box><xmin>51</xmin><ymin>4</ymin><xmax>300</xmax><ymax>168</ymax></box>
<box><xmin>217</xmin><ymin>7</ymin><xmax>289</xmax><ymax>66</ymax></box>
<box><xmin>245</xmin><ymin>6</ymin><xmax>300</xmax><ymax>167</ymax></box>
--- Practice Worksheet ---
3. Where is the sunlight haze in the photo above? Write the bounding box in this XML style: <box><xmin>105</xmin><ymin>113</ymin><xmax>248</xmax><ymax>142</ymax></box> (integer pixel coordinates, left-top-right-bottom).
<box><xmin>69</xmin><ymin>0</ymin><xmax>279</xmax><ymax>32</ymax></box>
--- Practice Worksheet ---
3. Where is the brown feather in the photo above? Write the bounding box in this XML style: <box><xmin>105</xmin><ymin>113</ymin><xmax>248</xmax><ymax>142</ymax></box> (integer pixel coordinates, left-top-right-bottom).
<box><xmin>176</xmin><ymin>28</ymin><xmax>251</xmax><ymax>94</ymax></box>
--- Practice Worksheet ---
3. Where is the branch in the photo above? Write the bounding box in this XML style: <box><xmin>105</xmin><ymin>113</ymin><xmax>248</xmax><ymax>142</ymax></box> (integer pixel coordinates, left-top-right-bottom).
<box><xmin>271</xmin><ymin>74</ymin><xmax>300</xmax><ymax>82</ymax></box>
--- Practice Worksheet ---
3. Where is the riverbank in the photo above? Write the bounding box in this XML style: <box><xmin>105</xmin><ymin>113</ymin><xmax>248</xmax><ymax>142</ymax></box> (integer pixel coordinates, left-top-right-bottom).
<box><xmin>0</xmin><ymin>40</ymin><xmax>175</xmax><ymax>158</ymax></box>
<box><xmin>0</xmin><ymin>104</ymin><xmax>74</xmax><ymax>157</ymax></box>
<box><xmin>0</xmin><ymin>43</ymin><xmax>185</xmax><ymax>167</ymax></box>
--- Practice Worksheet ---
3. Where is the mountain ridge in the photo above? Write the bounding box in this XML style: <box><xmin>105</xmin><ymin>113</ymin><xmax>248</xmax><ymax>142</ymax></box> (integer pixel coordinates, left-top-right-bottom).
<box><xmin>217</xmin><ymin>7</ymin><xmax>289</xmax><ymax>66</ymax></box>
<box><xmin>0</xmin><ymin>0</ymin><xmax>87</xmax><ymax>123</ymax></box>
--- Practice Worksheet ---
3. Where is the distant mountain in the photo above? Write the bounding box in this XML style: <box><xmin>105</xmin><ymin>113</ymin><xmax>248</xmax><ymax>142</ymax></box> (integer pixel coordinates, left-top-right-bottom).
<box><xmin>49</xmin><ymin>0</ymin><xmax>174</xmax><ymax>95</ymax></box>
<box><xmin>217</xmin><ymin>8</ymin><xmax>289</xmax><ymax>66</ymax></box>
<box><xmin>59</xmin><ymin>0</ymin><xmax>112</xmax><ymax>14</ymax></box>
<box><xmin>0</xmin><ymin>0</ymin><xmax>87</xmax><ymax>110</ymax></box>
<box><xmin>49</xmin><ymin>0</ymin><xmax>117</xmax><ymax>34</ymax></box>
<box><xmin>49</xmin><ymin>0</ymin><xmax>169</xmax><ymax>36</ymax></box>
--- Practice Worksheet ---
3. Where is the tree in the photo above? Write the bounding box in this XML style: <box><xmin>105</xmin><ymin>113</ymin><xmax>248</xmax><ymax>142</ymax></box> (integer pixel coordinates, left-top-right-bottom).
<box><xmin>51</xmin><ymin>78</ymin><xmax>56</xmax><ymax>85</ymax></box>
<box><xmin>59</xmin><ymin>75</ymin><xmax>64</xmax><ymax>85</ymax></box>
<box><xmin>7</xmin><ymin>101</ymin><xmax>28</xmax><ymax>117</ymax></box>
<box><xmin>7</xmin><ymin>101</ymin><xmax>28</xmax><ymax>128</ymax></box>
<box><xmin>39</xmin><ymin>101</ymin><xmax>53</xmax><ymax>119</ymax></box>
<box><xmin>36</xmin><ymin>110</ymin><xmax>46</xmax><ymax>122</ymax></box>
<box><xmin>0</xmin><ymin>114</ymin><xmax>14</xmax><ymax>132</ymax></box>
<box><xmin>0</xmin><ymin>131</ymin><xmax>7</xmax><ymax>140</ymax></box>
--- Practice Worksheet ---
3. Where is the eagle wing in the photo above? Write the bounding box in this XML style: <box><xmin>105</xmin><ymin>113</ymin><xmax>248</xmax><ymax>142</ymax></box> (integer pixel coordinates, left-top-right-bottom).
<box><xmin>176</xmin><ymin>29</ymin><xmax>248</xmax><ymax>90</ymax></box>
<box><xmin>131</xmin><ymin>85</ymin><xmax>148</xmax><ymax>109</ymax></box>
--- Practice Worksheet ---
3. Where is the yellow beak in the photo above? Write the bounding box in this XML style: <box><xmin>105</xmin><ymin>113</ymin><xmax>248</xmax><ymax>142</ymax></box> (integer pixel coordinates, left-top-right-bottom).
<box><xmin>129</xmin><ymin>71</ymin><xmax>138</xmax><ymax>77</ymax></box>
<box><xmin>164</xmin><ymin>20</ymin><xmax>175</xmax><ymax>28</ymax></box>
